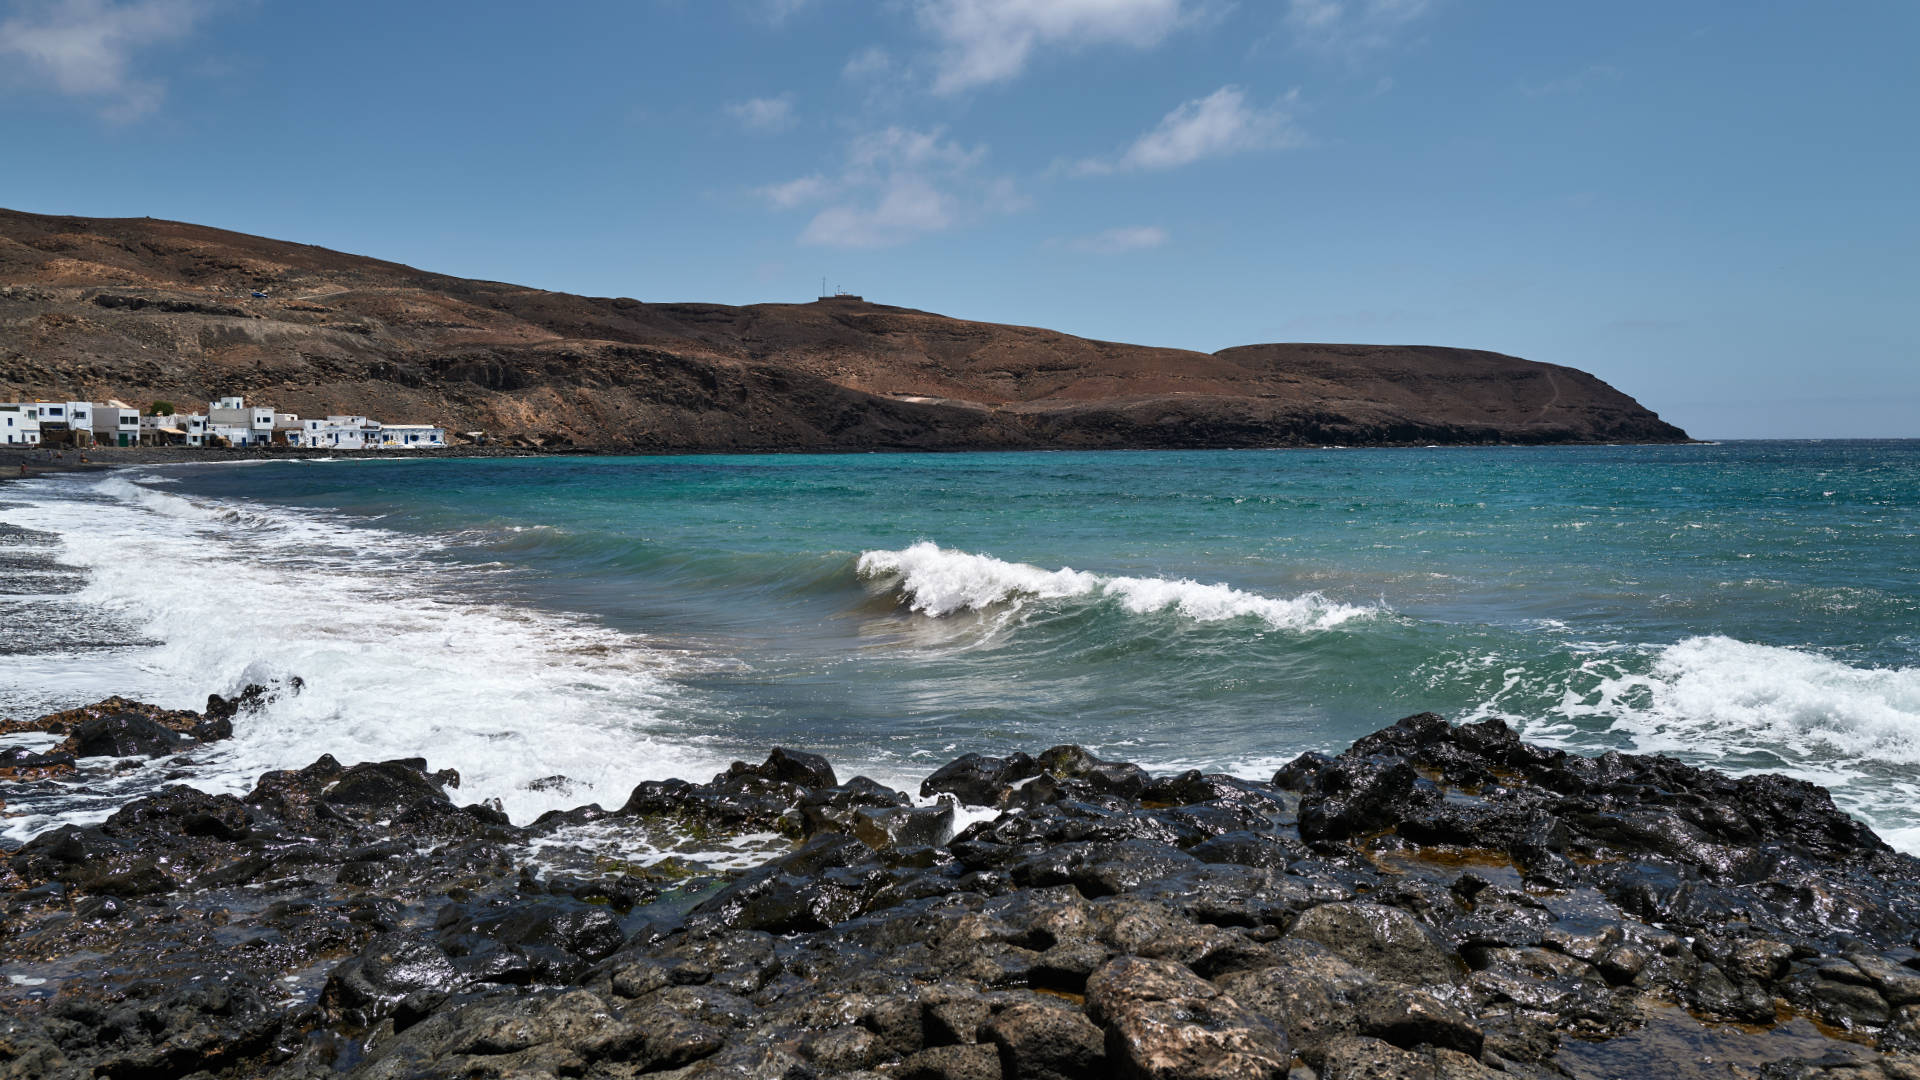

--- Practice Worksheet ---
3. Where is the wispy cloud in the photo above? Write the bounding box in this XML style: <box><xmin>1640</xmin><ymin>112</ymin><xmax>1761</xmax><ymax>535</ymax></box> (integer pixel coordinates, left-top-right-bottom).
<box><xmin>1283</xmin><ymin>0</ymin><xmax>1430</xmax><ymax>56</ymax></box>
<box><xmin>757</xmin><ymin>174</ymin><xmax>834</xmax><ymax>209</ymax></box>
<box><xmin>726</xmin><ymin>93</ymin><xmax>795</xmax><ymax>132</ymax></box>
<box><xmin>0</xmin><ymin>0</ymin><xmax>211</xmax><ymax>119</ymax></box>
<box><xmin>1076</xmin><ymin>85</ymin><xmax>1304</xmax><ymax>174</ymax></box>
<box><xmin>759</xmin><ymin>126</ymin><xmax>1025</xmax><ymax>248</ymax></box>
<box><xmin>917</xmin><ymin>0</ymin><xmax>1190</xmax><ymax>95</ymax></box>
<box><xmin>842</xmin><ymin>45</ymin><xmax>894</xmax><ymax>80</ymax></box>
<box><xmin>753</xmin><ymin>0</ymin><xmax>812</xmax><ymax>25</ymax></box>
<box><xmin>1063</xmin><ymin>225</ymin><xmax>1170</xmax><ymax>254</ymax></box>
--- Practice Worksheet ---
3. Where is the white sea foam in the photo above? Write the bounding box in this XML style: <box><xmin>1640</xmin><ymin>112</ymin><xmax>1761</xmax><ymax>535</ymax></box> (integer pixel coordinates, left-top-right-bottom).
<box><xmin>1584</xmin><ymin>636</ymin><xmax>1920</xmax><ymax>766</ymax></box>
<box><xmin>1</xmin><ymin>473</ymin><xmax>732</xmax><ymax>838</ymax></box>
<box><xmin>1455</xmin><ymin>634</ymin><xmax>1920</xmax><ymax>852</ymax></box>
<box><xmin>856</xmin><ymin>541</ymin><xmax>1382</xmax><ymax>630</ymax></box>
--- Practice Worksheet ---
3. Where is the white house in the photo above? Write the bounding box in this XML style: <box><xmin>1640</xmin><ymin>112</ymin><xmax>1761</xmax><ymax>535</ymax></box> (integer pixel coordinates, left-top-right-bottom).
<box><xmin>206</xmin><ymin>396</ymin><xmax>277</xmax><ymax>447</ymax></box>
<box><xmin>91</xmin><ymin>401</ymin><xmax>143</xmax><ymax>447</ymax></box>
<box><xmin>292</xmin><ymin>415</ymin><xmax>382</xmax><ymax>450</ymax></box>
<box><xmin>0</xmin><ymin>403</ymin><xmax>42</xmax><ymax>445</ymax></box>
<box><xmin>29</xmin><ymin>401</ymin><xmax>94</xmax><ymax>446</ymax></box>
<box><xmin>138</xmin><ymin>414</ymin><xmax>195</xmax><ymax>446</ymax></box>
<box><xmin>375</xmin><ymin>424</ymin><xmax>446</xmax><ymax>449</ymax></box>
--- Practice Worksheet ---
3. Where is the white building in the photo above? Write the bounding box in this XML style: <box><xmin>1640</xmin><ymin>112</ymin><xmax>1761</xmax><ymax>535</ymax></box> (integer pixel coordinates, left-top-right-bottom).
<box><xmin>0</xmin><ymin>403</ymin><xmax>42</xmax><ymax>445</ymax></box>
<box><xmin>375</xmin><ymin>424</ymin><xmax>446</xmax><ymax>449</ymax></box>
<box><xmin>291</xmin><ymin>415</ymin><xmax>382</xmax><ymax>450</ymax></box>
<box><xmin>91</xmin><ymin>401</ymin><xmax>142</xmax><ymax>447</ymax></box>
<box><xmin>138</xmin><ymin>414</ymin><xmax>196</xmax><ymax>446</ymax></box>
<box><xmin>27</xmin><ymin>401</ymin><xmax>94</xmax><ymax>446</ymax></box>
<box><xmin>206</xmin><ymin>396</ymin><xmax>276</xmax><ymax>447</ymax></box>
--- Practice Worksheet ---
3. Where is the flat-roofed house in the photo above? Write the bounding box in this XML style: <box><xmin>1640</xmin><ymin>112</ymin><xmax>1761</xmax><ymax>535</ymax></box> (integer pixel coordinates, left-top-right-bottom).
<box><xmin>296</xmin><ymin>415</ymin><xmax>381</xmax><ymax>449</ymax></box>
<box><xmin>138</xmin><ymin>414</ymin><xmax>192</xmax><ymax>446</ymax></box>
<box><xmin>92</xmin><ymin>401</ymin><xmax>143</xmax><ymax>447</ymax></box>
<box><xmin>31</xmin><ymin>401</ymin><xmax>94</xmax><ymax>447</ymax></box>
<box><xmin>376</xmin><ymin>424</ymin><xmax>447</xmax><ymax>448</ymax></box>
<box><xmin>206</xmin><ymin>397</ymin><xmax>277</xmax><ymax>447</ymax></box>
<box><xmin>0</xmin><ymin>403</ymin><xmax>42</xmax><ymax>445</ymax></box>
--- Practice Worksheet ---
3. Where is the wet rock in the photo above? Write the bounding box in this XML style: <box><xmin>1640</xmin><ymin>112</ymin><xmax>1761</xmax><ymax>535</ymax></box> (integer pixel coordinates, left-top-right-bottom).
<box><xmin>1351</xmin><ymin>985</ymin><xmax>1483</xmax><ymax>1056</ymax></box>
<box><xmin>322</xmin><ymin>759</ymin><xmax>458</xmax><ymax>823</ymax></box>
<box><xmin>922</xmin><ymin>751</ymin><xmax>1039</xmax><ymax>806</ymax></box>
<box><xmin>60</xmin><ymin>711</ymin><xmax>193</xmax><ymax>758</ymax></box>
<box><xmin>1287</xmin><ymin>902</ymin><xmax>1460</xmax><ymax>985</ymax></box>
<box><xmin>13</xmin><ymin>709</ymin><xmax>1920</xmax><ymax>1079</ymax></box>
<box><xmin>899</xmin><ymin>1042</ymin><xmax>1002</xmax><ymax>1080</ymax></box>
<box><xmin>436</xmin><ymin>900</ymin><xmax>626</xmax><ymax>986</ymax></box>
<box><xmin>323</xmin><ymin>932</ymin><xmax>465</xmax><ymax>1025</ymax></box>
<box><xmin>1037</xmin><ymin>745</ymin><xmax>1152</xmax><ymax>800</ymax></box>
<box><xmin>985</xmin><ymin>1000</ymin><xmax>1107</xmax><ymax>1080</ymax></box>
<box><xmin>851</xmin><ymin>802</ymin><xmax>958</xmax><ymax>850</ymax></box>
<box><xmin>1316</xmin><ymin>1034</ymin><xmax>1500</xmax><ymax>1079</ymax></box>
<box><xmin>1273</xmin><ymin>751</ymin><xmax>1334</xmax><ymax>793</ymax></box>
<box><xmin>807</xmin><ymin>1024</ymin><xmax>885</xmax><ymax>1071</ymax></box>
<box><xmin>728</xmin><ymin>745</ymin><xmax>838</xmax><ymax>790</ymax></box>
<box><xmin>1086</xmin><ymin>956</ymin><xmax>1291</xmax><ymax>1079</ymax></box>
<box><xmin>1297</xmin><ymin>755</ymin><xmax>1439</xmax><ymax>842</ymax></box>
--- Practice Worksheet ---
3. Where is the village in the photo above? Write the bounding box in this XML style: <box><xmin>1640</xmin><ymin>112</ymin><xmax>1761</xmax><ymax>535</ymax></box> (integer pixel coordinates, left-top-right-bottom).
<box><xmin>0</xmin><ymin>396</ymin><xmax>447</xmax><ymax>451</ymax></box>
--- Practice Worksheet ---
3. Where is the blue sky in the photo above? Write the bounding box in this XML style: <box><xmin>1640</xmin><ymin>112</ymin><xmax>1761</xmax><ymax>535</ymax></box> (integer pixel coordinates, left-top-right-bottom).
<box><xmin>1</xmin><ymin>1</ymin><xmax>1914</xmax><ymax>438</ymax></box>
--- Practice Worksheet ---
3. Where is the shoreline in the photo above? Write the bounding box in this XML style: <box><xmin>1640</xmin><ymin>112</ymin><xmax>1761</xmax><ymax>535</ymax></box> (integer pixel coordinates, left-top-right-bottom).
<box><xmin>0</xmin><ymin>436</ymin><xmax>1799</xmax><ymax>486</ymax></box>
<box><xmin>4</xmin><ymin>701</ymin><xmax>1919</xmax><ymax>1078</ymax></box>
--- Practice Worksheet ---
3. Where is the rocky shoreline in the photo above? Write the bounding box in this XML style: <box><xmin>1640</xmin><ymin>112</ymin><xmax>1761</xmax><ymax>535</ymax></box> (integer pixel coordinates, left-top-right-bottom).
<box><xmin>5</xmin><ymin>698</ymin><xmax>1920</xmax><ymax>1079</ymax></box>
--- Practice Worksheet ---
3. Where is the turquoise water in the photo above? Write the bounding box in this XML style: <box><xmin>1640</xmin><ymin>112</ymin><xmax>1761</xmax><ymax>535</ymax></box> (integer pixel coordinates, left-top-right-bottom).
<box><xmin>5</xmin><ymin>442</ymin><xmax>1920</xmax><ymax>845</ymax></box>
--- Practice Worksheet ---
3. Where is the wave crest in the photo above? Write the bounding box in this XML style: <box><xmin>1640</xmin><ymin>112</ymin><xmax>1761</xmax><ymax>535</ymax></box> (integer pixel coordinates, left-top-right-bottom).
<box><xmin>1596</xmin><ymin>636</ymin><xmax>1920</xmax><ymax>764</ymax></box>
<box><xmin>856</xmin><ymin>542</ymin><xmax>1383</xmax><ymax>630</ymax></box>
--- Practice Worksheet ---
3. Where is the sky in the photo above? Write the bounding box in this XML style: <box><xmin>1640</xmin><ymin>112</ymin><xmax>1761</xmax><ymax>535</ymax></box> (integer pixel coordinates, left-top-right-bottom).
<box><xmin>0</xmin><ymin>1</ymin><xmax>1915</xmax><ymax>439</ymax></box>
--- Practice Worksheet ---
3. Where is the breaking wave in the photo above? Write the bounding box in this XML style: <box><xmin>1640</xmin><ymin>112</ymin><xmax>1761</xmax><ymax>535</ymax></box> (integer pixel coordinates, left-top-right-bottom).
<box><xmin>1453</xmin><ymin>635</ymin><xmax>1920</xmax><ymax>849</ymax></box>
<box><xmin>1</xmin><ymin>473</ymin><xmax>730</xmax><ymax>840</ymax></box>
<box><xmin>1586</xmin><ymin>636</ymin><xmax>1920</xmax><ymax>766</ymax></box>
<box><xmin>856</xmin><ymin>541</ymin><xmax>1384</xmax><ymax>630</ymax></box>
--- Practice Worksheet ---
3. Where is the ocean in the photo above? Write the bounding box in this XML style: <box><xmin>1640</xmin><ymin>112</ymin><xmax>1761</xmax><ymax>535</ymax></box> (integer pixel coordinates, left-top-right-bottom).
<box><xmin>4</xmin><ymin>442</ymin><xmax>1918</xmax><ymax>851</ymax></box>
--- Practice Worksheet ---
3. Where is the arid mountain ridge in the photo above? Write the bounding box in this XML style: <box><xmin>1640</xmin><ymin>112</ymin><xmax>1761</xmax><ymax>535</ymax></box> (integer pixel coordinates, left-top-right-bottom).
<box><xmin>0</xmin><ymin>208</ymin><xmax>1688</xmax><ymax>449</ymax></box>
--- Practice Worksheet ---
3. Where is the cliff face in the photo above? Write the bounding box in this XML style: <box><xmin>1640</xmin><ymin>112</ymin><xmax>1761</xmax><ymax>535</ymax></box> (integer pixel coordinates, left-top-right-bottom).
<box><xmin>0</xmin><ymin>209</ymin><xmax>1688</xmax><ymax>449</ymax></box>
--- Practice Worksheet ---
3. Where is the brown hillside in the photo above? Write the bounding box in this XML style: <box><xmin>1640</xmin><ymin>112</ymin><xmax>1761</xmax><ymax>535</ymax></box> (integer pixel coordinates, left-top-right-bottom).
<box><xmin>0</xmin><ymin>209</ymin><xmax>1688</xmax><ymax>449</ymax></box>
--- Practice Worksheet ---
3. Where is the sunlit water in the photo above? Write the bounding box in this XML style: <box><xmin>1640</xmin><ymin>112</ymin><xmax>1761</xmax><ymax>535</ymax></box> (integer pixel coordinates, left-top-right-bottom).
<box><xmin>4</xmin><ymin>443</ymin><xmax>1918</xmax><ymax>849</ymax></box>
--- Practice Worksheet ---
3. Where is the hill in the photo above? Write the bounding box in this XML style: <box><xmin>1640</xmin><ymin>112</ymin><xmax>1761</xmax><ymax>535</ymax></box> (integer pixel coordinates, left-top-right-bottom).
<box><xmin>0</xmin><ymin>209</ymin><xmax>1688</xmax><ymax>449</ymax></box>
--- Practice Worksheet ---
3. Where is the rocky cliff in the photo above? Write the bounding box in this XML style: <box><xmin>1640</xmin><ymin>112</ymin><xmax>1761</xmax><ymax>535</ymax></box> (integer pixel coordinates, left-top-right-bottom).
<box><xmin>0</xmin><ymin>209</ymin><xmax>1688</xmax><ymax>449</ymax></box>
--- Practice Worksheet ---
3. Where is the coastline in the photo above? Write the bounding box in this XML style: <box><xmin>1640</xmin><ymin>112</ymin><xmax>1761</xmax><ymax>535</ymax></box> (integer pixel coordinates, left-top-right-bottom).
<box><xmin>5</xmin><ymin>447</ymin><xmax>1920</xmax><ymax>1076</ymax></box>
<box><xmin>0</xmin><ymin>443</ymin><xmax>557</xmax><ymax>483</ymax></box>
<box><xmin>5</xmin><ymin>702</ymin><xmax>1919</xmax><ymax>1078</ymax></box>
<box><xmin>0</xmin><ymin>436</ymin><xmax>1735</xmax><ymax>488</ymax></box>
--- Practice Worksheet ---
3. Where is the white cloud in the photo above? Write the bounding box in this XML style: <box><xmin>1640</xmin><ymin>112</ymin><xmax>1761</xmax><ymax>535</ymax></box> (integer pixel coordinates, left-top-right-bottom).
<box><xmin>0</xmin><ymin>0</ymin><xmax>209</xmax><ymax>119</ymax></box>
<box><xmin>727</xmin><ymin>94</ymin><xmax>794</xmax><ymax>132</ymax></box>
<box><xmin>1283</xmin><ymin>0</ymin><xmax>1430</xmax><ymax>55</ymax></box>
<box><xmin>917</xmin><ymin>0</ymin><xmax>1188</xmax><ymax>95</ymax></box>
<box><xmin>1065</xmin><ymin>225</ymin><xmax>1170</xmax><ymax>254</ymax></box>
<box><xmin>841</xmin><ymin>45</ymin><xmax>893</xmax><ymax>80</ymax></box>
<box><xmin>802</xmin><ymin>176</ymin><xmax>954</xmax><ymax>248</ymax></box>
<box><xmin>1078</xmin><ymin>85</ymin><xmax>1304</xmax><ymax>174</ymax></box>
<box><xmin>758</xmin><ymin>174</ymin><xmax>834</xmax><ymax>208</ymax></box>
<box><xmin>759</xmin><ymin>126</ymin><xmax>1022</xmax><ymax>248</ymax></box>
